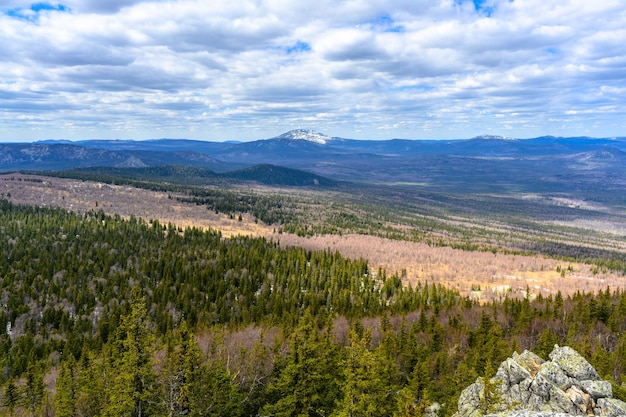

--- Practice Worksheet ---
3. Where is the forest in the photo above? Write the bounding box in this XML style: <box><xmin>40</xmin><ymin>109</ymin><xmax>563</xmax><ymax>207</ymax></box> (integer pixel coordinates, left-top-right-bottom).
<box><xmin>1</xmin><ymin>198</ymin><xmax>626</xmax><ymax>417</ymax></box>
<box><xmin>43</xmin><ymin>168</ymin><xmax>626</xmax><ymax>274</ymax></box>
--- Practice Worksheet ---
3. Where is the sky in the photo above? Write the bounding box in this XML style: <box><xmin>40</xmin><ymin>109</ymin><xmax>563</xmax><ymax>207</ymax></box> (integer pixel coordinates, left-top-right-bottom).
<box><xmin>1</xmin><ymin>0</ymin><xmax>625</xmax><ymax>142</ymax></box>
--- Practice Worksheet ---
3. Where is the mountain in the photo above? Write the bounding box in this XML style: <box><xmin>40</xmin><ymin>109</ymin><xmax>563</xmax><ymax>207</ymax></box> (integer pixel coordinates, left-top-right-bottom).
<box><xmin>3</xmin><ymin>132</ymin><xmax>626</xmax><ymax>199</ymax></box>
<box><xmin>37</xmin><ymin>138</ymin><xmax>234</xmax><ymax>153</ymax></box>
<box><xmin>471</xmin><ymin>134</ymin><xmax>516</xmax><ymax>140</ymax></box>
<box><xmin>0</xmin><ymin>143</ymin><xmax>129</xmax><ymax>171</ymax></box>
<box><xmin>226</xmin><ymin>164</ymin><xmax>337</xmax><ymax>186</ymax></box>
<box><xmin>53</xmin><ymin>164</ymin><xmax>337</xmax><ymax>188</ymax></box>
<box><xmin>54</xmin><ymin>165</ymin><xmax>222</xmax><ymax>185</ymax></box>
<box><xmin>212</xmin><ymin>135</ymin><xmax>334</xmax><ymax>164</ymax></box>
<box><xmin>274</xmin><ymin>129</ymin><xmax>333</xmax><ymax>144</ymax></box>
<box><xmin>0</xmin><ymin>142</ymin><xmax>237</xmax><ymax>172</ymax></box>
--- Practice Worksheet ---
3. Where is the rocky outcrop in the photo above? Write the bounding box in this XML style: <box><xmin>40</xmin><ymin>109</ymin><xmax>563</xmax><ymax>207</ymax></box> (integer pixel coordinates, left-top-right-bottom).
<box><xmin>453</xmin><ymin>345</ymin><xmax>626</xmax><ymax>417</ymax></box>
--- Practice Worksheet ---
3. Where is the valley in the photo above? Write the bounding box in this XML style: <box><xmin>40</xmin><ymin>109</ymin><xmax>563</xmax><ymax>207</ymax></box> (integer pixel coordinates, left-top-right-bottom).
<box><xmin>2</xmin><ymin>132</ymin><xmax>626</xmax><ymax>416</ymax></box>
<box><xmin>2</xmin><ymin>171</ymin><xmax>624</xmax><ymax>302</ymax></box>
<box><xmin>3</xmin><ymin>1</ymin><xmax>626</xmax><ymax>414</ymax></box>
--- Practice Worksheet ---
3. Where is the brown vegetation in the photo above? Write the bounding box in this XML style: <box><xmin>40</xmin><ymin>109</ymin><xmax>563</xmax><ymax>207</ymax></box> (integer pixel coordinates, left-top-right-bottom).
<box><xmin>0</xmin><ymin>173</ymin><xmax>272</xmax><ymax>237</ymax></box>
<box><xmin>2</xmin><ymin>173</ymin><xmax>624</xmax><ymax>302</ymax></box>
<box><xmin>273</xmin><ymin>233</ymin><xmax>625</xmax><ymax>302</ymax></box>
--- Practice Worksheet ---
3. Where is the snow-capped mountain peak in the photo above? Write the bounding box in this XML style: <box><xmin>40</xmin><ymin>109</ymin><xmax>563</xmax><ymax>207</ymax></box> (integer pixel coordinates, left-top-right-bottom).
<box><xmin>472</xmin><ymin>134</ymin><xmax>517</xmax><ymax>141</ymax></box>
<box><xmin>276</xmin><ymin>129</ymin><xmax>331</xmax><ymax>145</ymax></box>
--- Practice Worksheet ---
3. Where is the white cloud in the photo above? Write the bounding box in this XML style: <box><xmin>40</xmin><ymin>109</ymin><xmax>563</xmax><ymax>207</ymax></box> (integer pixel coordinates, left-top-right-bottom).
<box><xmin>1</xmin><ymin>0</ymin><xmax>625</xmax><ymax>141</ymax></box>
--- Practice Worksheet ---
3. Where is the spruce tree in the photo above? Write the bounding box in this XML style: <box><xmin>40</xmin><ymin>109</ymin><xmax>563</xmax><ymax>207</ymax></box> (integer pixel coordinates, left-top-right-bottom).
<box><xmin>23</xmin><ymin>360</ymin><xmax>45</xmax><ymax>417</ymax></box>
<box><xmin>75</xmin><ymin>350</ymin><xmax>105</xmax><ymax>417</ymax></box>
<box><xmin>261</xmin><ymin>311</ymin><xmax>341</xmax><ymax>417</ymax></box>
<box><xmin>535</xmin><ymin>327</ymin><xmax>558</xmax><ymax>360</ymax></box>
<box><xmin>334</xmin><ymin>326</ymin><xmax>393</xmax><ymax>417</ymax></box>
<box><xmin>54</xmin><ymin>356</ymin><xmax>77</xmax><ymax>417</ymax></box>
<box><xmin>104</xmin><ymin>286</ymin><xmax>159</xmax><ymax>417</ymax></box>
<box><xmin>478</xmin><ymin>359</ymin><xmax>504</xmax><ymax>414</ymax></box>
<box><xmin>3</xmin><ymin>380</ymin><xmax>20</xmax><ymax>417</ymax></box>
<box><xmin>184</xmin><ymin>332</ymin><xmax>242</xmax><ymax>417</ymax></box>
<box><xmin>394</xmin><ymin>359</ymin><xmax>432</xmax><ymax>417</ymax></box>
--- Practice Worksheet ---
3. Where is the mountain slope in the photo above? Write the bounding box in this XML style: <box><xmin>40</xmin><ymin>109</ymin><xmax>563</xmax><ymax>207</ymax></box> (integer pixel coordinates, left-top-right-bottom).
<box><xmin>0</xmin><ymin>143</ymin><xmax>238</xmax><ymax>172</ymax></box>
<box><xmin>226</xmin><ymin>164</ymin><xmax>337</xmax><ymax>186</ymax></box>
<box><xmin>52</xmin><ymin>164</ymin><xmax>337</xmax><ymax>188</ymax></box>
<box><xmin>3</xmin><ymin>132</ymin><xmax>626</xmax><ymax>202</ymax></box>
<box><xmin>274</xmin><ymin>129</ymin><xmax>333</xmax><ymax>144</ymax></box>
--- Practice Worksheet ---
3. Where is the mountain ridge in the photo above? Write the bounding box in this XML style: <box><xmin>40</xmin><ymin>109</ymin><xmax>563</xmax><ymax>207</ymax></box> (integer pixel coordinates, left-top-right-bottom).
<box><xmin>50</xmin><ymin>163</ymin><xmax>337</xmax><ymax>188</ymax></box>
<box><xmin>3</xmin><ymin>132</ymin><xmax>626</xmax><ymax>198</ymax></box>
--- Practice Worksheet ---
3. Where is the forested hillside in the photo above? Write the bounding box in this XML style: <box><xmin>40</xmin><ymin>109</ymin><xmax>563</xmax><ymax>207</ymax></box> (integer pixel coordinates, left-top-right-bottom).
<box><xmin>1</xmin><ymin>199</ymin><xmax>626</xmax><ymax>416</ymax></box>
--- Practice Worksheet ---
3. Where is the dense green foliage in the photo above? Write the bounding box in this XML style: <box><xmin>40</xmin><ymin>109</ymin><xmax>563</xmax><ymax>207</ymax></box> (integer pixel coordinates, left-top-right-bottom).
<box><xmin>1</xmin><ymin>199</ymin><xmax>626</xmax><ymax>416</ymax></box>
<box><xmin>50</xmin><ymin>164</ymin><xmax>337</xmax><ymax>188</ymax></box>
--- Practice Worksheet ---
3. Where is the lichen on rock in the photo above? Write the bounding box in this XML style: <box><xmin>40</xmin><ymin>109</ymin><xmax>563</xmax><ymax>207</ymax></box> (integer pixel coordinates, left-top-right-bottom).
<box><xmin>548</xmin><ymin>346</ymin><xmax>601</xmax><ymax>382</ymax></box>
<box><xmin>452</xmin><ymin>345</ymin><xmax>626</xmax><ymax>417</ymax></box>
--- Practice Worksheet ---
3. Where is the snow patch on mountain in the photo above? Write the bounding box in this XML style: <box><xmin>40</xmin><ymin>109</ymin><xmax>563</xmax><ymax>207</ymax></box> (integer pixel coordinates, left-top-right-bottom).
<box><xmin>472</xmin><ymin>134</ymin><xmax>517</xmax><ymax>141</ymax></box>
<box><xmin>276</xmin><ymin>129</ymin><xmax>331</xmax><ymax>145</ymax></box>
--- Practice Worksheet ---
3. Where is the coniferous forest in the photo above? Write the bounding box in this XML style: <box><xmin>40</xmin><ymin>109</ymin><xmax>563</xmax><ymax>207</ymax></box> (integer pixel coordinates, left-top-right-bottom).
<box><xmin>1</xmin><ymin>199</ymin><xmax>626</xmax><ymax>417</ymax></box>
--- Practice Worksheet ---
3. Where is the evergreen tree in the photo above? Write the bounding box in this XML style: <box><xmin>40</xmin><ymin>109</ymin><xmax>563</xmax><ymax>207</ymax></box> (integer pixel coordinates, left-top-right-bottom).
<box><xmin>104</xmin><ymin>286</ymin><xmax>160</xmax><ymax>417</ymax></box>
<box><xmin>158</xmin><ymin>320</ymin><xmax>198</xmax><ymax>416</ymax></box>
<box><xmin>478</xmin><ymin>359</ymin><xmax>504</xmax><ymax>415</ymax></box>
<box><xmin>394</xmin><ymin>360</ymin><xmax>432</xmax><ymax>417</ymax></box>
<box><xmin>333</xmin><ymin>326</ymin><xmax>393</xmax><ymax>417</ymax></box>
<box><xmin>261</xmin><ymin>311</ymin><xmax>342</xmax><ymax>417</ymax></box>
<box><xmin>23</xmin><ymin>360</ymin><xmax>45</xmax><ymax>417</ymax></box>
<box><xmin>239</xmin><ymin>337</ymin><xmax>275</xmax><ymax>417</ymax></box>
<box><xmin>184</xmin><ymin>334</ymin><xmax>242</xmax><ymax>417</ymax></box>
<box><xmin>41</xmin><ymin>391</ymin><xmax>55</xmax><ymax>417</ymax></box>
<box><xmin>535</xmin><ymin>327</ymin><xmax>559</xmax><ymax>360</ymax></box>
<box><xmin>3</xmin><ymin>380</ymin><xmax>20</xmax><ymax>417</ymax></box>
<box><xmin>75</xmin><ymin>350</ymin><xmax>105</xmax><ymax>417</ymax></box>
<box><xmin>160</xmin><ymin>339</ymin><xmax>187</xmax><ymax>417</ymax></box>
<box><xmin>54</xmin><ymin>356</ymin><xmax>77</xmax><ymax>417</ymax></box>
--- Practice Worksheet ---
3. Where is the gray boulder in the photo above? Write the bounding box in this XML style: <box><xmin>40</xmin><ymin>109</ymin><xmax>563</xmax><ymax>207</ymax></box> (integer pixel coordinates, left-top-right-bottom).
<box><xmin>538</xmin><ymin>361</ymin><xmax>573</xmax><ymax>391</ymax></box>
<box><xmin>549</xmin><ymin>346</ymin><xmax>601</xmax><ymax>381</ymax></box>
<box><xmin>596</xmin><ymin>398</ymin><xmax>626</xmax><ymax>417</ymax></box>
<box><xmin>579</xmin><ymin>380</ymin><xmax>613</xmax><ymax>400</ymax></box>
<box><xmin>452</xmin><ymin>345</ymin><xmax>626</xmax><ymax>417</ymax></box>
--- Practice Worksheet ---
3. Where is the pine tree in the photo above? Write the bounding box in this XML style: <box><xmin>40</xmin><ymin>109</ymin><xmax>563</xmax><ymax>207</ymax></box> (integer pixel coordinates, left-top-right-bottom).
<box><xmin>54</xmin><ymin>356</ymin><xmax>77</xmax><ymax>417</ymax></box>
<box><xmin>184</xmin><ymin>333</ymin><xmax>242</xmax><ymax>417</ymax></box>
<box><xmin>261</xmin><ymin>311</ymin><xmax>341</xmax><ymax>417</ymax></box>
<box><xmin>104</xmin><ymin>286</ymin><xmax>160</xmax><ymax>417</ymax></box>
<box><xmin>3</xmin><ymin>380</ymin><xmax>20</xmax><ymax>417</ymax></box>
<box><xmin>23</xmin><ymin>360</ymin><xmax>45</xmax><ymax>417</ymax></box>
<box><xmin>333</xmin><ymin>326</ymin><xmax>393</xmax><ymax>417</ymax></box>
<box><xmin>75</xmin><ymin>349</ymin><xmax>105</xmax><ymax>417</ymax></box>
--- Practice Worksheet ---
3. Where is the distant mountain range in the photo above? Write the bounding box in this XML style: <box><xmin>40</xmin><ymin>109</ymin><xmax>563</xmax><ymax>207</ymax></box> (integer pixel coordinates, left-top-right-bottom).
<box><xmin>2</xmin><ymin>130</ymin><xmax>626</xmax><ymax>195</ymax></box>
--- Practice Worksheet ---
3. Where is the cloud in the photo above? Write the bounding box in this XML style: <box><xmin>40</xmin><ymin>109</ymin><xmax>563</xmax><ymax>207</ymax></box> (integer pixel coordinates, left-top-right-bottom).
<box><xmin>1</xmin><ymin>0</ymin><xmax>626</xmax><ymax>141</ymax></box>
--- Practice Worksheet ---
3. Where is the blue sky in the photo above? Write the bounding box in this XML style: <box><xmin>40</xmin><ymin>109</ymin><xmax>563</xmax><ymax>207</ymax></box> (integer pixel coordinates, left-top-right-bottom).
<box><xmin>1</xmin><ymin>0</ymin><xmax>625</xmax><ymax>142</ymax></box>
